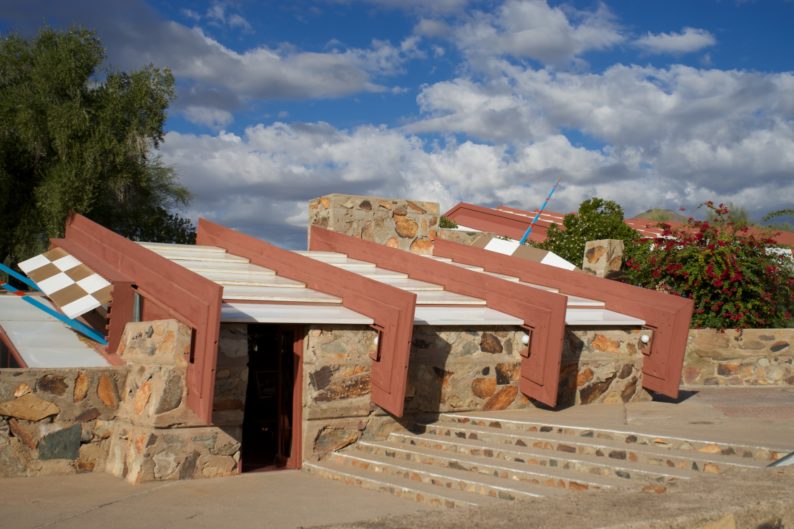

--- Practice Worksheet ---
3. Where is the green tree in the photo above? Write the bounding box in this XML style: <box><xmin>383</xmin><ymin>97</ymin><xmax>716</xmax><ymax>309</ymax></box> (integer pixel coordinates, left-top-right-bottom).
<box><xmin>0</xmin><ymin>27</ymin><xmax>194</xmax><ymax>266</ymax></box>
<box><xmin>534</xmin><ymin>198</ymin><xmax>640</xmax><ymax>267</ymax></box>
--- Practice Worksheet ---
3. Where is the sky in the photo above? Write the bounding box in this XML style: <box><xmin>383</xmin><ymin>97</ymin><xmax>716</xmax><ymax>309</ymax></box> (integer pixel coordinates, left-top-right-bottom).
<box><xmin>1</xmin><ymin>0</ymin><xmax>793</xmax><ymax>248</ymax></box>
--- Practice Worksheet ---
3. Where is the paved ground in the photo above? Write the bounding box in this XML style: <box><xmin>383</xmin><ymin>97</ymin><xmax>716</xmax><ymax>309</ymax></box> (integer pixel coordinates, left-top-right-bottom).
<box><xmin>1</xmin><ymin>387</ymin><xmax>792</xmax><ymax>529</ymax></box>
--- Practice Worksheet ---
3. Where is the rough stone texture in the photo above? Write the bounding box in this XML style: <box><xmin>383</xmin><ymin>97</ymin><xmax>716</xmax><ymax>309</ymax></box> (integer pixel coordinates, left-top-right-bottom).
<box><xmin>106</xmin><ymin>424</ymin><xmax>239</xmax><ymax>483</ymax></box>
<box><xmin>302</xmin><ymin>324</ymin><xmax>650</xmax><ymax>461</ymax></box>
<box><xmin>582</xmin><ymin>239</ymin><xmax>624</xmax><ymax>278</ymax></box>
<box><xmin>114</xmin><ymin>320</ymin><xmax>195</xmax><ymax>428</ymax></box>
<box><xmin>557</xmin><ymin>328</ymin><xmax>651</xmax><ymax>406</ymax></box>
<box><xmin>0</xmin><ymin>367</ymin><xmax>126</xmax><ymax>477</ymax></box>
<box><xmin>212</xmin><ymin>323</ymin><xmax>249</xmax><ymax>443</ymax></box>
<box><xmin>684</xmin><ymin>328</ymin><xmax>794</xmax><ymax>386</ymax></box>
<box><xmin>106</xmin><ymin>320</ymin><xmax>240</xmax><ymax>483</ymax></box>
<box><xmin>307</xmin><ymin>194</ymin><xmax>440</xmax><ymax>254</ymax></box>
<box><xmin>436</xmin><ymin>228</ymin><xmax>483</xmax><ymax>246</ymax></box>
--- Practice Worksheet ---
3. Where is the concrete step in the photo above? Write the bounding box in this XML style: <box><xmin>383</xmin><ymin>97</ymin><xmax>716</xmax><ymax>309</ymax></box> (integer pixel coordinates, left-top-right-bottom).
<box><xmin>327</xmin><ymin>448</ymin><xmax>566</xmax><ymax>501</ymax></box>
<box><xmin>420</xmin><ymin>422</ymin><xmax>765</xmax><ymax>474</ymax></box>
<box><xmin>438</xmin><ymin>413</ymin><xmax>785</xmax><ymax>464</ymax></box>
<box><xmin>302</xmin><ymin>461</ymin><xmax>501</xmax><ymax>509</ymax></box>
<box><xmin>388</xmin><ymin>432</ymin><xmax>695</xmax><ymax>483</ymax></box>
<box><xmin>353</xmin><ymin>440</ymin><xmax>629</xmax><ymax>492</ymax></box>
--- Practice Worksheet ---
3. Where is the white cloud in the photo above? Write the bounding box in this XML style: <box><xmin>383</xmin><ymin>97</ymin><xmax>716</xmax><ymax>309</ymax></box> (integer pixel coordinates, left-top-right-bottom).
<box><xmin>635</xmin><ymin>27</ymin><xmax>716</xmax><ymax>55</ymax></box>
<box><xmin>453</xmin><ymin>0</ymin><xmax>624</xmax><ymax>65</ymax></box>
<box><xmin>349</xmin><ymin>0</ymin><xmax>471</xmax><ymax>15</ymax></box>
<box><xmin>182</xmin><ymin>106</ymin><xmax>234</xmax><ymax>130</ymax></box>
<box><xmin>205</xmin><ymin>2</ymin><xmax>253</xmax><ymax>32</ymax></box>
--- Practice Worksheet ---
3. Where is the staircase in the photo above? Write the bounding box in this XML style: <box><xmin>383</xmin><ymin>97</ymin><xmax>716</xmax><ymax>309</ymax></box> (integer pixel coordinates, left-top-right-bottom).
<box><xmin>304</xmin><ymin>412</ymin><xmax>788</xmax><ymax>508</ymax></box>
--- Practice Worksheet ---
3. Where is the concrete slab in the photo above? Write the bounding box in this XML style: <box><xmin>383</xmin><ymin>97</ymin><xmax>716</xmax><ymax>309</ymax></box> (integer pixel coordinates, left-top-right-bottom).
<box><xmin>454</xmin><ymin>387</ymin><xmax>794</xmax><ymax>452</ymax></box>
<box><xmin>0</xmin><ymin>470</ymin><xmax>428</xmax><ymax>529</ymax></box>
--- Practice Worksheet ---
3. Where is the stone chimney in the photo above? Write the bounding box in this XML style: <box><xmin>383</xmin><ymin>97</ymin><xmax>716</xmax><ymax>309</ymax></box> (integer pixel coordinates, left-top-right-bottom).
<box><xmin>308</xmin><ymin>194</ymin><xmax>440</xmax><ymax>254</ymax></box>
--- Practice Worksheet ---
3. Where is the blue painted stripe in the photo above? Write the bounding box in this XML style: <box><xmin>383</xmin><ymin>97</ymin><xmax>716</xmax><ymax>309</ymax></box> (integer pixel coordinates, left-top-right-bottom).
<box><xmin>0</xmin><ymin>283</ymin><xmax>108</xmax><ymax>345</ymax></box>
<box><xmin>0</xmin><ymin>263</ymin><xmax>41</xmax><ymax>291</ymax></box>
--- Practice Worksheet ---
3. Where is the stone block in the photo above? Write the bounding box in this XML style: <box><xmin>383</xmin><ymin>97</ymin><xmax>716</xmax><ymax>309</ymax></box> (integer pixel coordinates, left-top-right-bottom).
<box><xmin>38</xmin><ymin>424</ymin><xmax>81</xmax><ymax>460</ymax></box>
<box><xmin>582</xmin><ymin>239</ymin><xmax>624</xmax><ymax>277</ymax></box>
<box><xmin>308</xmin><ymin>194</ymin><xmax>440</xmax><ymax>252</ymax></box>
<box><xmin>0</xmin><ymin>394</ymin><xmax>60</xmax><ymax>422</ymax></box>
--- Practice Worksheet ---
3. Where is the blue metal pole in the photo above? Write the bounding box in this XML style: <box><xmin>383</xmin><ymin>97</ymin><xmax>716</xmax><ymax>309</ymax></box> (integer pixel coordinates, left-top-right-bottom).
<box><xmin>518</xmin><ymin>178</ymin><xmax>561</xmax><ymax>245</ymax></box>
<box><xmin>0</xmin><ymin>263</ymin><xmax>41</xmax><ymax>291</ymax></box>
<box><xmin>0</xmin><ymin>283</ymin><xmax>107</xmax><ymax>345</ymax></box>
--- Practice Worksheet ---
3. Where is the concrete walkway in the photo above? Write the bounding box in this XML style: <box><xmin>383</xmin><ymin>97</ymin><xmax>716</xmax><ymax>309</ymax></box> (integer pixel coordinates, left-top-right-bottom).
<box><xmin>1</xmin><ymin>387</ymin><xmax>792</xmax><ymax>529</ymax></box>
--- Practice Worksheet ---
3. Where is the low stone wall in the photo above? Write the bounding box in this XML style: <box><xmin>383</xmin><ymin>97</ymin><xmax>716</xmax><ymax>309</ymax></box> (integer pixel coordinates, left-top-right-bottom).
<box><xmin>0</xmin><ymin>367</ymin><xmax>126</xmax><ymax>477</ymax></box>
<box><xmin>302</xmin><ymin>325</ymin><xmax>650</xmax><ymax>461</ymax></box>
<box><xmin>106</xmin><ymin>320</ymin><xmax>240</xmax><ymax>483</ymax></box>
<box><xmin>436</xmin><ymin>228</ymin><xmax>482</xmax><ymax>246</ymax></box>
<box><xmin>683</xmin><ymin>328</ymin><xmax>794</xmax><ymax>386</ymax></box>
<box><xmin>308</xmin><ymin>194</ymin><xmax>440</xmax><ymax>254</ymax></box>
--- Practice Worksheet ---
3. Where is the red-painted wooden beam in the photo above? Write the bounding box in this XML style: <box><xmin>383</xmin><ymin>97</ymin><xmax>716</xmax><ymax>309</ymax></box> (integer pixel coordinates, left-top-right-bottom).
<box><xmin>434</xmin><ymin>238</ymin><xmax>694</xmax><ymax>398</ymax></box>
<box><xmin>54</xmin><ymin>214</ymin><xmax>223</xmax><ymax>423</ymax></box>
<box><xmin>309</xmin><ymin>226</ymin><xmax>568</xmax><ymax>407</ymax></box>
<box><xmin>444</xmin><ymin>202</ymin><xmax>548</xmax><ymax>243</ymax></box>
<box><xmin>197</xmin><ymin>219</ymin><xmax>416</xmax><ymax>417</ymax></box>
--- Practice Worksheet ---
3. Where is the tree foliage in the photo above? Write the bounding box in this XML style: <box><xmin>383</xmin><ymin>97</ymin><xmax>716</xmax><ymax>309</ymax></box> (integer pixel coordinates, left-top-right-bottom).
<box><xmin>533</xmin><ymin>198</ymin><xmax>640</xmax><ymax>267</ymax></box>
<box><xmin>762</xmin><ymin>208</ymin><xmax>794</xmax><ymax>233</ymax></box>
<box><xmin>624</xmin><ymin>202</ymin><xmax>794</xmax><ymax>329</ymax></box>
<box><xmin>0</xmin><ymin>28</ymin><xmax>195</xmax><ymax>265</ymax></box>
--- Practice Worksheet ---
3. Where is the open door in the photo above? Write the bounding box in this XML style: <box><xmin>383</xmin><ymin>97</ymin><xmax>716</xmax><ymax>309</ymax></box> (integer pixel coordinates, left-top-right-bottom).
<box><xmin>242</xmin><ymin>325</ymin><xmax>302</xmax><ymax>471</ymax></box>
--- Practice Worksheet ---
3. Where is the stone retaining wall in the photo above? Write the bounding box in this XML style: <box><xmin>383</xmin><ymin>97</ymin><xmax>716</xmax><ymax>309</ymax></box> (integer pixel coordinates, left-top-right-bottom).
<box><xmin>301</xmin><ymin>325</ymin><xmax>650</xmax><ymax>461</ymax></box>
<box><xmin>0</xmin><ymin>366</ymin><xmax>126</xmax><ymax>477</ymax></box>
<box><xmin>308</xmin><ymin>194</ymin><xmax>440</xmax><ymax>254</ymax></box>
<box><xmin>684</xmin><ymin>328</ymin><xmax>794</xmax><ymax>386</ymax></box>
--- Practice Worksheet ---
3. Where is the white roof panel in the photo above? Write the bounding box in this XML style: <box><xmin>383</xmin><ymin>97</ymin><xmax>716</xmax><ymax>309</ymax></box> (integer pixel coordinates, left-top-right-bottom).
<box><xmin>222</xmin><ymin>302</ymin><xmax>373</xmax><ymax>324</ymax></box>
<box><xmin>414</xmin><ymin>307</ymin><xmax>523</xmax><ymax>326</ymax></box>
<box><xmin>0</xmin><ymin>296</ymin><xmax>108</xmax><ymax>368</ymax></box>
<box><xmin>565</xmin><ymin>308</ymin><xmax>645</xmax><ymax>326</ymax></box>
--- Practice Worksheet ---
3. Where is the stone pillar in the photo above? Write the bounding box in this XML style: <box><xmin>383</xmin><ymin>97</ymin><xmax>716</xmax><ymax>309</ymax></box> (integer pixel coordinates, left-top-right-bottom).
<box><xmin>308</xmin><ymin>194</ymin><xmax>440</xmax><ymax>255</ymax></box>
<box><xmin>582</xmin><ymin>239</ymin><xmax>624</xmax><ymax>277</ymax></box>
<box><xmin>106</xmin><ymin>320</ymin><xmax>240</xmax><ymax>483</ymax></box>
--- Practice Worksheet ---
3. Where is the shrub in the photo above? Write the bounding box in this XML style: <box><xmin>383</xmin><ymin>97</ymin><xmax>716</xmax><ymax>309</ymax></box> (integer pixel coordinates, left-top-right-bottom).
<box><xmin>624</xmin><ymin>202</ymin><xmax>794</xmax><ymax>329</ymax></box>
<box><xmin>439</xmin><ymin>216</ymin><xmax>458</xmax><ymax>229</ymax></box>
<box><xmin>534</xmin><ymin>198</ymin><xmax>640</xmax><ymax>267</ymax></box>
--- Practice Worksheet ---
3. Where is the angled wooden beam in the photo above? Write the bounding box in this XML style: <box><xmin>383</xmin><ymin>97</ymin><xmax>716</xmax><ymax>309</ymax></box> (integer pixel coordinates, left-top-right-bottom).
<box><xmin>309</xmin><ymin>226</ymin><xmax>568</xmax><ymax>407</ymax></box>
<box><xmin>197</xmin><ymin>219</ymin><xmax>416</xmax><ymax>417</ymax></box>
<box><xmin>55</xmin><ymin>214</ymin><xmax>223</xmax><ymax>423</ymax></box>
<box><xmin>434</xmin><ymin>238</ymin><xmax>694</xmax><ymax>398</ymax></box>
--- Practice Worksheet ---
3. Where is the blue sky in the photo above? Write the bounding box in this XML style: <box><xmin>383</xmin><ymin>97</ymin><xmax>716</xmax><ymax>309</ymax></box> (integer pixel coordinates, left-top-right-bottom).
<box><xmin>2</xmin><ymin>0</ymin><xmax>793</xmax><ymax>247</ymax></box>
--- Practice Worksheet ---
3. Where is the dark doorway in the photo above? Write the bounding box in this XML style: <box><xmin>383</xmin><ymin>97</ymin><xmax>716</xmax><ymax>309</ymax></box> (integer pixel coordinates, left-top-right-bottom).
<box><xmin>242</xmin><ymin>325</ymin><xmax>302</xmax><ymax>472</ymax></box>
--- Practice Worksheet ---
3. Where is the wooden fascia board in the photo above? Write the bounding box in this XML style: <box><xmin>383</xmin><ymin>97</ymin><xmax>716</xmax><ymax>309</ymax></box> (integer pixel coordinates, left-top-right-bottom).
<box><xmin>309</xmin><ymin>226</ymin><xmax>568</xmax><ymax>407</ymax></box>
<box><xmin>196</xmin><ymin>218</ymin><xmax>416</xmax><ymax>417</ymax></box>
<box><xmin>434</xmin><ymin>238</ymin><xmax>694</xmax><ymax>398</ymax></box>
<box><xmin>444</xmin><ymin>203</ymin><xmax>535</xmax><ymax>240</ymax></box>
<box><xmin>60</xmin><ymin>214</ymin><xmax>223</xmax><ymax>423</ymax></box>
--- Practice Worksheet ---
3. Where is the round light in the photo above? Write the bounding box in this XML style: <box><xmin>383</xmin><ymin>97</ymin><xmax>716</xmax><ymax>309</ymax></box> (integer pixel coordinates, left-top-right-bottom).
<box><xmin>640</xmin><ymin>335</ymin><xmax>650</xmax><ymax>344</ymax></box>
<box><xmin>521</xmin><ymin>334</ymin><xmax>530</xmax><ymax>345</ymax></box>
<box><xmin>373</xmin><ymin>335</ymin><xmax>379</xmax><ymax>346</ymax></box>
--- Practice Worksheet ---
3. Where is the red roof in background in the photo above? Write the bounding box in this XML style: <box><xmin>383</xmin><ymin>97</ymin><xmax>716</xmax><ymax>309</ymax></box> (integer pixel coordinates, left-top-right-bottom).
<box><xmin>444</xmin><ymin>203</ymin><xmax>794</xmax><ymax>248</ymax></box>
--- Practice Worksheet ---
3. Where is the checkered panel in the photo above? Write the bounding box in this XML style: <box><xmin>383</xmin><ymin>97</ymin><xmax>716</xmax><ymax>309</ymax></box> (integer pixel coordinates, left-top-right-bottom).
<box><xmin>18</xmin><ymin>248</ymin><xmax>112</xmax><ymax>319</ymax></box>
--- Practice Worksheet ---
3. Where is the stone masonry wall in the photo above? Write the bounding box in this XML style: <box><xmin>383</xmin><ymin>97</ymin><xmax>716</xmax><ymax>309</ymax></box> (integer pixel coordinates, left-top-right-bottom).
<box><xmin>212</xmin><ymin>323</ymin><xmax>249</xmax><ymax>443</ymax></box>
<box><xmin>302</xmin><ymin>325</ymin><xmax>650</xmax><ymax>461</ymax></box>
<box><xmin>683</xmin><ymin>328</ymin><xmax>794</xmax><ymax>386</ymax></box>
<box><xmin>308</xmin><ymin>194</ymin><xmax>440</xmax><ymax>254</ymax></box>
<box><xmin>106</xmin><ymin>320</ymin><xmax>240</xmax><ymax>483</ymax></box>
<box><xmin>558</xmin><ymin>328</ymin><xmax>650</xmax><ymax>406</ymax></box>
<box><xmin>0</xmin><ymin>367</ymin><xmax>126</xmax><ymax>477</ymax></box>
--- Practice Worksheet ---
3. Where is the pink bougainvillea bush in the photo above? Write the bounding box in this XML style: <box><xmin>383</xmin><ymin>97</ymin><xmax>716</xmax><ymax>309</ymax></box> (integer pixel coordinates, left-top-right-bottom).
<box><xmin>624</xmin><ymin>202</ymin><xmax>794</xmax><ymax>329</ymax></box>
